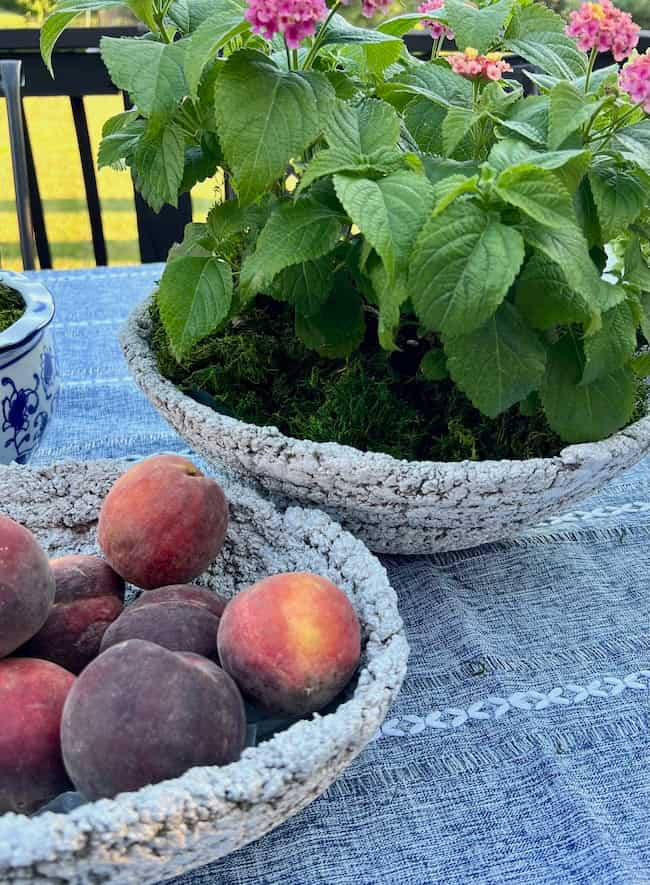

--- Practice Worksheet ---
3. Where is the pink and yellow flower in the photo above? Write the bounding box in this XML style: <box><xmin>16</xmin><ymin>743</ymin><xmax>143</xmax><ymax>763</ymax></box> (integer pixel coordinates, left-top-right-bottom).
<box><xmin>245</xmin><ymin>0</ymin><xmax>328</xmax><ymax>48</ymax></box>
<box><xmin>417</xmin><ymin>0</ymin><xmax>454</xmax><ymax>41</ymax></box>
<box><xmin>619</xmin><ymin>50</ymin><xmax>650</xmax><ymax>112</ymax></box>
<box><xmin>565</xmin><ymin>1</ymin><xmax>640</xmax><ymax>62</ymax></box>
<box><xmin>446</xmin><ymin>48</ymin><xmax>512</xmax><ymax>81</ymax></box>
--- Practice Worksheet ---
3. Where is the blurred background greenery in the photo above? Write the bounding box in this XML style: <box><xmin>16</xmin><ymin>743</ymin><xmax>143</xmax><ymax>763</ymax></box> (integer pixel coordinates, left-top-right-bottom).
<box><xmin>0</xmin><ymin>0</ymin><xmax>648</xmax><ymax>271</ymax></box>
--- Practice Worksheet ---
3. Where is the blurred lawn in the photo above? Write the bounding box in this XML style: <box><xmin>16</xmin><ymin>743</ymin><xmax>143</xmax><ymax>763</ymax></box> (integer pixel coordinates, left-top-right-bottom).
<box><xmin>0</xmin><ymin>26</ymin><xmax>217</xmax><ymax>269</ymax></box>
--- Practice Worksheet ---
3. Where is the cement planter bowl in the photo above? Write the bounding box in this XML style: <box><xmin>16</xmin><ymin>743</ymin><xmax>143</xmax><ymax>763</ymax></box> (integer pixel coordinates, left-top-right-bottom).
<box><xmin>122</xmin><ymin>296</ymin><xmax>650</xmax><ymax>555</ymax></box>
<box><xmin>0</xmin><ymin>459</ymin><xmax>407</xmax><ymax>885</ymax></box>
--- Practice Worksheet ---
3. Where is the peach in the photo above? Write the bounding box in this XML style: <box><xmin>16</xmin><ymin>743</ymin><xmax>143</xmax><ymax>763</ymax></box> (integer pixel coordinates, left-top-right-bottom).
<box><xmin>218</xmin><ymin>572</ymin><xmax>361</xmax><ymax>716</ymax></box>
<box><xmin>0</xmin><ymin>658</ymin><xmax>75</xmax><ymax>813</ymax></box>
<box><xmin>97</xmin><ymin>455</ymin><xmax>229</xmax><ymax>589</ymax></box>
<box><xmin>100</xmin><ymin>584</ymin><xmax>227</xmax><ymax>659</ymax></box>
<box><xmin>60</xmin><ymin>639</ymin><xmax>246</xmax><ymax>800</ymax></box>
<box><xmin>20</xmin><ymin>555</ymin><xmax>125</xmax><ymax>674</ymax></box>
<box><xmin>0</xmin><ymin>515</ymin><xmax>55</xmax><ymax>658</ymax></box>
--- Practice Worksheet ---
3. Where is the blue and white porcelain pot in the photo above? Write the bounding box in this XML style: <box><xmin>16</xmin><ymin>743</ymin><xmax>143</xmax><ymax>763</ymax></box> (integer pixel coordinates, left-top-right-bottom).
<box><xmin>0</xmin><ymin>271</ymin><xmax>58</xmax><ymax>465</ymax></box>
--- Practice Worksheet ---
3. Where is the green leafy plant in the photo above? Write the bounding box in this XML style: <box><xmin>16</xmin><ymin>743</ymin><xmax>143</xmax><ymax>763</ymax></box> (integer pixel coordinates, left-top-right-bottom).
<box><xmin>0</xmin><ymin>284</ymin><xmax>24</xmax><ymax>334</ymax></box>
<box><xmin>43</xmin><ymin>0</ymin><xmax>650</xmax><ymax>451</ymax></box>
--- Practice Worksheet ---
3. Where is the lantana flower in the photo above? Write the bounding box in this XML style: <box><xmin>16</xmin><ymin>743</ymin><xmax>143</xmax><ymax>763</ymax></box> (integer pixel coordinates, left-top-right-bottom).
<box><xmin>619</xmin><ymin>50</ymin><xmax>650</xmax><ymax>112</ymax></box>
<box><xmin>245</xmin><ymin>0</ymin><xmax>328</xmax><ymax>48</ymax></box>
<box><xmin>417</xmin><ymin>0</ymin><xmax>454</xmax><ymax>41</ymax></box>
<box><xmin>361</xmin><ymin>0</ymin><xmax>391</xmax><ymax>18</ymax></box>
<box><xmin>446</xmin><ymin>48</ymin><xmax>512</xmax><ymax>81</ymax></box>
<box><xmin>565</xmin><ymin>1</ymin><xmax>640</xmax><ymax>62</ymax></box>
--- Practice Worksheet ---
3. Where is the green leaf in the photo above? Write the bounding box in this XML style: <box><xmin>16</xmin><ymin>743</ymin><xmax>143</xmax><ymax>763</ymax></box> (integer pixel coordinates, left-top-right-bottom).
<box><xmin>101</xmin><ymin>37</ymin><xmax>188</xmax><ymax>118</ymax></box>
<box><xmin>487</xmin><ymin>140</ymin><xmax>590</xmax><ymax>186</ymax></box>
<box><xmin>507</xmin><ymin>32</ymin><xmax>587</xmax><ymax>80</ymax></box>
<box><xmin>333</xmin><ymin>170</ymin><xmax>434</xmax><ymax>281</ymax></box>
<box><xmin>97</xmin><ymin>112</ymin><xmax>145</xmax><ymax>168</ymax></box>
<box><xmin>297</xmin><ymin>148</ymin><xmax>403</xmax><ymax>194</ymax></box>
<box><xmin>631</xmin><ymin>351</ymin><xmax>650</xmax><ymax>378</ymax></box>
<box><xmin>507</xmin><ymin>1</ymin><xmax>565</xmax><ymax>37</ymax></box>
<box><xmin>158</xmin><ymin>255</ymin><xmax>234</xmax><ymax>361</ymax></box>
<box><xmin>326</xmin><ymin>98</ymin><xmax>400</xmax><ymax>156</ymax></box>
<box><xmin>582</xmin><ymin>302</ymin><xmax>637</xmax><ymax>385</ymax></box>
<box><xmin>214</xmin><ymin>51</ymin><xmax>334</xmax><ymax>204</ymax></box>
<box><xmin>421</xmin><ymin>157</ymin><xmax>480</xmax><ymax>186</ymax></box>
<box><xmin>41</xmin><ymin>0</ymin><xmax>125</xmax><ymax>74</ymax></box>
<box><xmin>404</xmin><ymin>98</ymin><xmax>446</xmax><ymax>154</ymax></box>
<box><xmin>207</xmin><ymin>200</ymin><xmax>268</xmax><ymax>244</ymax></box>
<box><xmin>548</xmin><ymin>82</ymin><xmax>594</xmax><ymax>150</ymax></box>
<box><xmin>167</xmin><ymin>222</ymin><xmax>214</xmax><ymax>260</ymax></box>
<box><xmin>295</xmin><ymin>280</ymin><xmax>365</xmax><ymax>358</ymax></box>
<box><xmin>525</xmin><ymin>64</ymin><xmax>619</xmax><ymax>96</ymax></box>
<box><xmin>410</xmin><ymin>201</ymin><xmax>525</xmax><ymax>336</ymax></box>
<box><xmin>444</xmin><ymin>302</ymin><xmax>546</xmax><ymax>418</ymax></box>
<box><xmin>168</xmin><ymin>0</ymin><xmax>219</xmax><ymax>33</ymax></box>
<box><xmin>380</xmin><ymin>63</ymin><xmax>472</xmax><ymax>113</ymax></box>
<box><xmin>319</xmin><ymin>13</ymin><xmax>402</xmax><ymax>48</ymax></box>
<box><xmin>444</xmin><ymin>0</ymin><xmax>514</xmax><ymax>53</ymax></box>
<box><xmin>540</xmin><ymin>332</ymin><xmax>635</xmax><ymax>443</ymax></box>
<box><xmin>515</xmin><ymin>252</ymin><xmax>592</xmax><ymax>329</ymax></box>
<box><xmin>498</xmin><ymin>96</ymin><xmax>549</xmax><ymax>145</ymax></box>
<box><xmin>494</xmin><ymin>164</ymin><xmax>578</xmax><ymax>231</ymax></box>
<box><xmin>612</xmin><ymin>121</ymin><xmax>650</xmax><ymax>174</ymax></box>
<box><xmin>517</xmin><ymin>217</ymin><xmax>607</xmax><ymax>309</ymax></box>
<box><xmin>443</xmin><ymin>107</ymin><xmax>483</xmax><ymax>157</ymax></box>
<box><xmin>420</xmin><ymin>348</ymin><xmax>449</xmax><ymax>381</ymax></box>
<box><xmin>625</xmin><ymin>236</ymin><xmax>650</xmax><ymax>292</ymax></box>
<box><xmin>239</xmin><ymin>197</ymin><xmax>342</xmax><ymax>301</ymax></box>
<box><xmin>378</xmin><ymin>12</ymin><xmax>436</xmax><ymax>38</ymax></box>
<box><xmin>131</xmin><ymin>123</ymin><xmax>185</xmax><ymax>212</ymax></box>
<box><xmin>431</xmin><ymin>174</ymin><xmax>479</xmax><ymax>216</ymax></box>
<box><xmin>183</xmin><ymin>0</ymin><xmax>249</xmax><ymax>97</ymax></box>
<box><xmin>588</xmin><ymin>165</ymin><xmax>646</xmax><ymax>241</ymax></box>
<box><xmin>366</xmin><ymin>252</ymin><xmax>406</xmax><ymax>351</ymax></box>
<box><xmin>180</xmin><ymin>141</ymin><xmax>222</xmax><ymax>194</ymax></box>
<box><xmin>271</xmin><ymin>256</ymin><xmax>333</xmax><ymax>317</ymax></box>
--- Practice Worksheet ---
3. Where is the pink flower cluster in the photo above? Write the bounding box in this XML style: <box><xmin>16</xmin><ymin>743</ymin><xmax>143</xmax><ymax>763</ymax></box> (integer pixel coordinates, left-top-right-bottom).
<box><xmin>565</xmin><ymin>1</ymin><xmax>640</xmax><ymax>63</ymax></box>
<box><xmin>245</xmin><ymin>0</ymin><xmax>328</xmax><ymax>48</ymax></box>
<box><xmin>446</xmin><ymin>48</ymin><xmax>512</xmax><ymax>81</ymax></box>
<box><xmin>417</xmin><ymin>0</ymin><xmax>454</xmax><ymax>41</ymax></box>
<box><xmin>361</xmin><ymin>0</ymin><xmax>390</xmax><ymax>18</ymax></box>
<box><xmin>619</xmin><ymin>50</ymin><xmax>650</xmax><ymax>112</ymax></box>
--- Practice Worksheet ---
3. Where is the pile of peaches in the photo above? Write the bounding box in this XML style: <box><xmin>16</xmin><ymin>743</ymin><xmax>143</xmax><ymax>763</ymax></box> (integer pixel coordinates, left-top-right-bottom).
<box><xmin>0</xmin><ymin>455</ymin><xmax>361</xmax><ymax>815</ymax></box>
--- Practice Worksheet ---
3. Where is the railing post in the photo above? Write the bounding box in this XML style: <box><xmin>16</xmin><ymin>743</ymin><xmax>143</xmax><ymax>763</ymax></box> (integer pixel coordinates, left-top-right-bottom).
<box><xmin>0</xmin><ymin>60</ymin><xmax>37</xmax><ymax>271</ymax></box>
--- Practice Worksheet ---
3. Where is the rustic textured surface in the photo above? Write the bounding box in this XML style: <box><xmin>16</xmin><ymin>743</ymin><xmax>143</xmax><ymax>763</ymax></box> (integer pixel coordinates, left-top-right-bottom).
<box><xmin>0</xmin><ymin>460</ymin><xmax>408</xmax><ymax>885</ymax></box>
<box><xmin>122</xmin><ymin>297</ymin><xmax>650</xmax><ymax>555</ymax></box>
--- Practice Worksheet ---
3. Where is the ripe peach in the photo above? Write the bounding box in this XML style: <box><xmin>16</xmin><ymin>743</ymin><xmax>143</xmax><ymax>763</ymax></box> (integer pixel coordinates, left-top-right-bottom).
<box><xmin>100</xmin><ymin>584</ymin><xmax>227</xmax><ymax>659</ymax></box>
<box><xmin>20</xmin><ymin>555</ymin><xmax>125</xmax><ymax>674</ymax></box>
<box><xmin>61</xmin><ymin>639</ymin><xmax>246</xmax><ymax>800</ymax></box>
<box><xmin>218</xmin><ymin>573</ymin><xmax>361</xmax><ymax>716</ymax></box>
<box><xmin>0</xmin><ymin>658</ymin><xmax>75</xmax><ymax>813</ymax></box>
<box><xmin>0</xmin><ymin>515</ymin><xmax>55</xmax><ymax>658</ymax></box>
<box><xmin>97</xmin><ymin>455</ymin><xmax>229</xmax><ymax>589</ymax></box>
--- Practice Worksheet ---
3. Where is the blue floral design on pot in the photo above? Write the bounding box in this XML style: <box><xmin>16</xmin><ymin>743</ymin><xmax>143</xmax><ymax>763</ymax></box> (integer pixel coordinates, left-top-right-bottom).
<box><xmin>0</xmin><ymin>272</ymin><xmax>58</xmax><ymax>466</ymax></box>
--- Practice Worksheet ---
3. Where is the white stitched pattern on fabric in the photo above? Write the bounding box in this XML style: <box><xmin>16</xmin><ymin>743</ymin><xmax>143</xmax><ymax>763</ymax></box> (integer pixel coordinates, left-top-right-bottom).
<box><xmin>371</xmin><ymin>671</ymin><xmax>650</xmax><ymax>741</ymax></box>
<box><xmin>534</xmin><ymin>501</ymin><xmax>650</xmax><ymax>529</ymax></box>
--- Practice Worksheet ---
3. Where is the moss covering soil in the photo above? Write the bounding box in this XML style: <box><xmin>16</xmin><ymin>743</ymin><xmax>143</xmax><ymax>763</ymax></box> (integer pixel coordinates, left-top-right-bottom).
<box><xmin>150</xmin><ymin>295</ymin><xmax>589</xmax><ymax>463</ymax></box>
<box><xmin>0</xmin><ymin>284</ymin><xmax>24</xmax><ymax>334</ymax></box>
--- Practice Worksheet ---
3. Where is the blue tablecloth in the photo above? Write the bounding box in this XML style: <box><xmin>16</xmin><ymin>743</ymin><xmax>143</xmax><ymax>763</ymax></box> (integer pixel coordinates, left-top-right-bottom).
<box><xmin>26</xmin><ymin>266</ymin><xmax>650</xmax><ymax>884</ymax></box>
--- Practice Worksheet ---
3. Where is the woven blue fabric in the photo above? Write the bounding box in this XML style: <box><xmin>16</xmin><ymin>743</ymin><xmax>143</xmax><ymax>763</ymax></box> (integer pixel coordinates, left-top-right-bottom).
<box><xmin>27</xmin><ymin>266</ymin><xmax>650</xmax><ymax>885</ymax></box>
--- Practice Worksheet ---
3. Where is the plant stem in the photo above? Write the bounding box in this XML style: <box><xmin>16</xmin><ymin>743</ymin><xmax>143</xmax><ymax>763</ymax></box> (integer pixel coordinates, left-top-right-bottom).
<box><xmin>589</xmin><ymin>100</ymin><xmax>645</xmax><ymax>150</ymax></box>
<box><xmin>153</xmin><ymin>0</ymin><xmax>172</xmax><ymax>42</ymax></box>
<box><xmin>292</xmin><ymin>48</ymin><xmax>299</xmax><ymax>70</ymax></box>
<box><xmin>302</xmin><ymin>1</ymin><xmax>341</xmax><ymax>70</ymax></box>
<box><xmin>285</xmin><ymin>37</ymin><xmax>292</xmax><ymax>69</ymax></box>
<box><xmin>472</xmin><ymin>78</ymin><xmax>480</xmax><ymax>110</ymax></box>
<box><xmin>583</xmin><ymin>46</ymin><xmax>598</xmax><ymax>93</ymax></box>
<box><xmin>432</xmin><ymin>36</ymin><xmax>442</xmax><ymax>59</ymax></box>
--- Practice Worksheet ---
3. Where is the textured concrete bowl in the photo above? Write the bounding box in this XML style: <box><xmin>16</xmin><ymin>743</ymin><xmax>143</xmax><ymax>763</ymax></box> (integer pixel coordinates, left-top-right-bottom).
<box><xmin>0</xmin><ymin>460</ymin><xmax>407</xmax><ymax>885</ymax></box>
<box><xmin>122</xmin><ymin>296</ymin><xmax>650</xmax><ymax>555</ymax></box>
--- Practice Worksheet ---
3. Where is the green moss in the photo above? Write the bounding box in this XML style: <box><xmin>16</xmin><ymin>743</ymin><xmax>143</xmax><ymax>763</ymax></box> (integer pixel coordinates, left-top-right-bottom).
<box><xmin>0</xmin><ymin>284</ymin><xmax>24</xmax><ymax>334</ymax></box>
<box><xmin>150</xmin><ymin>297</ymin><xmax>578</xmax><ymax>462</ymax></box>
